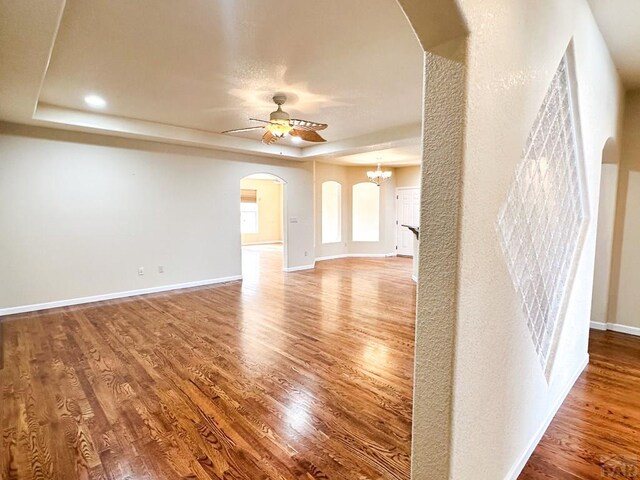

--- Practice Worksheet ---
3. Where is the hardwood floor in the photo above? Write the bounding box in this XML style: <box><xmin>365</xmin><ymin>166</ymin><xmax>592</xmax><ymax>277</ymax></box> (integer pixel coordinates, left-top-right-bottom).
<box><xmin>0</xmin><ymin>247</ymin><xmax>416</xmax><ymax>480</ymax></box>
<box><xmin>520</xmin><ymin>330</ymin><xmax>640</xmax><ymax>479</ymax></box>
<box><xmin>6</xmin><ymin>245</ymin><xmax>639</xmax><ymax>480</ymax></box>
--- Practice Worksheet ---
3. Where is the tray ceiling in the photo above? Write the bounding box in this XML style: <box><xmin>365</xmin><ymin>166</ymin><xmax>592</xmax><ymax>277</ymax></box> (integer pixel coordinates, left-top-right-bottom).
<box><xmin>21</xmin><ymin>0</ymin><xmax>424</xmax><ymax>159</ymax></box>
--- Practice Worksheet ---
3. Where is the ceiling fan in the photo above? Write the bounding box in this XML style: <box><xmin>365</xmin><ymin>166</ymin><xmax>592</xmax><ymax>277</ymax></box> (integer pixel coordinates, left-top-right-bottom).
<box><xmin>222</xmin><ymin>94</ymin><xmax>327</xmax><ymax>145</ymax></box>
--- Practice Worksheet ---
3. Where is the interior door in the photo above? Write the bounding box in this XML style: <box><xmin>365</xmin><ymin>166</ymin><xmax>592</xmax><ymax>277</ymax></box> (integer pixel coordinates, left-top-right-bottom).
<box><xmin>396</xmin><ymin>188</ymin><xmax>420</xmax><ymax>256</ymax></box>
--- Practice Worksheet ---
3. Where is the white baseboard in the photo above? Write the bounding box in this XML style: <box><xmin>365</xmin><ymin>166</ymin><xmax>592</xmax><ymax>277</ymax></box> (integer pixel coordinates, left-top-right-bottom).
<box><xmin>242</xmin><ymin>241</ymin><xmax>283</xmax><ymax>246</ymax></box>
<box><xmin>315</xmin><ymin>253</ymin><xmax>397</xmax><ymax>261</ymax></box>
<box><xmin>0</xmin><ymin>275</ymin><xmax>242</xmax><ymax>317</ymax></box>
<box><xmin>314</xmin><ymin>254</ymin><xmax>348</xmax><ymax>261</ymax></box>
<box><xmin>606</xmin><ymin>323</ymin><xmax>640</xmax><ymax>336</ymax></box>
<box><xmin>590</xmin><ymin>321</ymin><xmax>640</xmax><ymax>336</ymax></box>
<box><xmin>284</xmin><ymin>263</ymin><xmax>315</xmax><ymax>272</ymax></box>
<box><xmin>505</xmin><ymin>355</ymin><xmax>589</xmax><ymax>480</ymax></box>
<box><xmin>589</xmin><ymin>321</ymin><xmax>608</xmax><ymax>331</ymax></box>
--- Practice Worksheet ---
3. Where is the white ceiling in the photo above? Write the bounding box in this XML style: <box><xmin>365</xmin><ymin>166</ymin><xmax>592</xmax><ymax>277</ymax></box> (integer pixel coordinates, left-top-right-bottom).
<box><xmin>328</xmin><ymin>144</ymin><xmax>422</xmax><ymax>168</ymax></box>
<box><xmin>0</xmin><ymin>0</ymin><xmax>424</xmax><ymax>162</ymax></box>
<box><xmin>588</xmin><ymin>0</ymin><xmax>640</xmax><ymax>89</ymax></box>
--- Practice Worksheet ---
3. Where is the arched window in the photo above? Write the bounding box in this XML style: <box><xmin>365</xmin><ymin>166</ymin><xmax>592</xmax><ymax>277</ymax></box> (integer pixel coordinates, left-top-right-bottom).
<box><xmin>352</xmin><ymin>182</ymin><xmax>380</xmax><ymax>242</ymax></box>
<box><xmin>321</xmin><ymin>181</ymin><xmax>342</xmax><ymax>244</ymax></box>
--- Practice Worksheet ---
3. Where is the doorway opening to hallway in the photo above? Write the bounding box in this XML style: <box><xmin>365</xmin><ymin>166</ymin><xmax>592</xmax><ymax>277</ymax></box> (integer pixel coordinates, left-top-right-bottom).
<box><xmin>240</xmin><ymin>173</ymin><xmax>286</xmax><ymax>281</ymax></box>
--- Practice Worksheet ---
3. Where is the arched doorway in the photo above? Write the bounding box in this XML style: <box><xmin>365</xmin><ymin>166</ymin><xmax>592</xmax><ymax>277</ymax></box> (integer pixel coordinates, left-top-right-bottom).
<box><xmin>592</xmin><ymin>138</ymin><xmax>620</xmax><ymax>329</ymax></box>
<box><xmin>239</xmin><ymin>173</ymin><xmax>287</xmax><ymax>282</ymax></box>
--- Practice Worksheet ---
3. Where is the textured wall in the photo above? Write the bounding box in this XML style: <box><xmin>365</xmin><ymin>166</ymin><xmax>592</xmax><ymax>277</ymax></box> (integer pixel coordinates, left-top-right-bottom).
<box><xmin>410</xmin><ymin>45</ymin><xmax>467</xmax><ymax>479</ymax></box>
<box><xmin>0</xmin><ymin>123</ymin><xmax>314</xmax><ymax>310</ymax></box>
<box><xmin>400</xmin><ymin>0</ymin><xmax>624</xmax><ymax>478</ymax></box>
<box><xmin>450</xmin><ymin>1</ymin><xmax>623</xmax><ymax>477</ymax></box>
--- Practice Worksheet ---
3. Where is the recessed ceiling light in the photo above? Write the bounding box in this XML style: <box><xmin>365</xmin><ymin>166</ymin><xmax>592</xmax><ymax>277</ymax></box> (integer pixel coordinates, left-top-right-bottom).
<box><xmin>291</xmin><ymin>136</ymin><xmax>302</xmax><ymax>144</ymax></box>
<box><xmin>84</xmin><ymin>94</ymin><xmax>107</xmax><ymax>109</ymax></box>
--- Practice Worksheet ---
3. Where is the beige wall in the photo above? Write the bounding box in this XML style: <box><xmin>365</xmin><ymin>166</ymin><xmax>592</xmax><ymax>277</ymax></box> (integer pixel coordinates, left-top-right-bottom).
<box><xmin>400</xmin><ymin>0</ymin><xmax>625</xmax><ymax>478</ymax></box>
<box><xmin>240</xmin><ymin>178</ymin><xmax>283</xmax><ymax>245</ymax></box>
<box><xmin>611</xmin><ymin>90</ymin><xmax>640</xmax><ymax>329</ymax></box>
<box><xmin>314</xmin><ymin>162</ymin><xmax>397</xmax><ymax>259</ymax></box>
<box><xmin>0</xmin><ymin>123</ymin><xmax>314</xmax><ymax>312</ymax></box>
<box><xmin>591</xmin><ymin>160</ymin><xmax>619</xmax><ymax>324</ymax></box>
<box><xmin>395</xmin><ymin>165</ymin><xmax>421</xmax><ymax>188</ymax></box>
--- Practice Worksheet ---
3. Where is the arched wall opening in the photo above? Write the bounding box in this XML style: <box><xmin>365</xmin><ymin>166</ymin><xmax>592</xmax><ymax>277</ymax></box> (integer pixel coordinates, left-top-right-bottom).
<box><xmin>591</xmin><ymin>138</ymin><xmax>619</xmax><ymax>327</ymax></box>
<box><xmin>607</xmin><ymin>90</ymin><xmax>640</xmax><ymax>332</ymax></box>
<box><xmin>239</xmin><ymin>172</ymin><xmax>288</xmax><ymax>276</ymax></box>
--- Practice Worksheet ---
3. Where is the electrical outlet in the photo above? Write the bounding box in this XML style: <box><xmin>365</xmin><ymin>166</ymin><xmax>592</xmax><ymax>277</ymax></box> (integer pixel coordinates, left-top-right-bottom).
<box><xmin>158</xmin><ymin>265</ymin><xmax>164</xmax><ymax>273</ymax></box>
<box><xmin>138</xmin><ymin>266</ymin><xmax>144</xmax><ymax>276</ymax></box>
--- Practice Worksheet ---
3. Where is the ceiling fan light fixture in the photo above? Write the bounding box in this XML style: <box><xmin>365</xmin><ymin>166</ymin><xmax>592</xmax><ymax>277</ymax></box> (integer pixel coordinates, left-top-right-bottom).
<box><xmin>222</xmin><ymin>93</ymin><xmax>327</xmax><ymax>145</ymax></box>
<box><xmin>269</xmin><ymin>104</ymin><xmax>289</xmax><ymax>121</ymax></box>
<box><xmin>268</xmin><ymin>120</ymin><xmax>293</xmax><ymax>138</ymax></box>
<box><xmin>367</xmin><ymin>163</ymin><xmax>392</xmax><ymax>186</ymax></box>
<box><xmin>268</xmin><ymin>102</ymin><xmax>293</xmax><ymax>137</ymax></box>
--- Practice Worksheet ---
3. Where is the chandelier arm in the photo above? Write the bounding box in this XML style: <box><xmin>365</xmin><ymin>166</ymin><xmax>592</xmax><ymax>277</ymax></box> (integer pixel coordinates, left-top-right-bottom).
<box><xmin>366</xmin><ymin>162</ymin><xmax>392</xmax><ymax>186</ymax></box>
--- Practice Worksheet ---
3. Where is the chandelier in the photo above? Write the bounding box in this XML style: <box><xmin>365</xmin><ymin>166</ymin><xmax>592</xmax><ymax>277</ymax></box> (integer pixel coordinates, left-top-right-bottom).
<box><xmin>367</xmin><ymin>163</ymin><xmax>392</xmax><ymax>186</ymax></box>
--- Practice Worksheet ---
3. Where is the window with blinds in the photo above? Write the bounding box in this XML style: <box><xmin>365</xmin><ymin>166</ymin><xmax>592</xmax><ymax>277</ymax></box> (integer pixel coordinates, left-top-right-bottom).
<box><xmin>240</xmin><ymin>189</ymin><xmax>257</xmax><ymax>203</ymax></box>
<box><xmin>240</xmin><ymin>189</ymin><xmax>258</xmax><ymax>234</ymax></box>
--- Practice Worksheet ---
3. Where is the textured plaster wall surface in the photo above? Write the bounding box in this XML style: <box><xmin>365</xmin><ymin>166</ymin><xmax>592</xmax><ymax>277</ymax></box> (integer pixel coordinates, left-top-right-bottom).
<box><xmin>449</xmin><ymin>0</ymin><xmax>623</xmax><ymax>478</ymax></box>
<box><xmin>612</xmin><ymin>91</ymin><xmax>640</xmax><ymax>329</ymax></box>
<box><xmin>314</xmin><ymin>162</ymin><xmax>397</xmax><ymax>258</ymax></box>
<box><xmin>411</xmin><ymin>48</ymin><xmax>466</xmax><ymax>479</ymax></box>
<box><xmin>400</xmin><ymin>0</ymin><xmax>624</xmax><ymax>478</ymax></box>
<box><xmin>0</xmin><ymin>123</ymin><xmax>314</xmax><ymax>310</ymax></box>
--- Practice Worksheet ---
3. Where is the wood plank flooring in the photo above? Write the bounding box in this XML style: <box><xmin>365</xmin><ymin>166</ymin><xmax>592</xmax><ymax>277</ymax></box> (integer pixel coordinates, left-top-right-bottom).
<box><xmin>0</xmin><ymin>247</ymin><xmax>416</xmax><ymax>480</ymax></box>
<box><xmin>520</xmin><ymin>329</ymin><xmax>640</xmax><ymax>479</ymax></box>
<box><xmin>5</xmin><ymin>244</ymin><xmax>640</xmax><ymax>480</ymax></box>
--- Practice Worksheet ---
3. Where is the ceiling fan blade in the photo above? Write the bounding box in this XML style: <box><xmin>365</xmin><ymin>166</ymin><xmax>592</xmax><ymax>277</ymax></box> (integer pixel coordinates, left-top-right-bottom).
<box><xmin>290</xmin><ymin>129</ymin><xmax>326</xmax><ymax>143</ymax></box>
<box><xmin>262</xmin><ymin>130</ymin><xmax>278</xmax><ymax>145</ymax></box>
<box><xmin>249</xmin><ymin>118</ymin><xmax>275</xmax><ymax>125</ymax></box>
<box><xmin>221</xmin><ymin>126</ymin><xmax>265</xmax><ymax>134</ymax></box>
<box><xmin>289</xmin><ymin>119</ymin><xmax>328</xmax><ymax>131</ymax></box>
